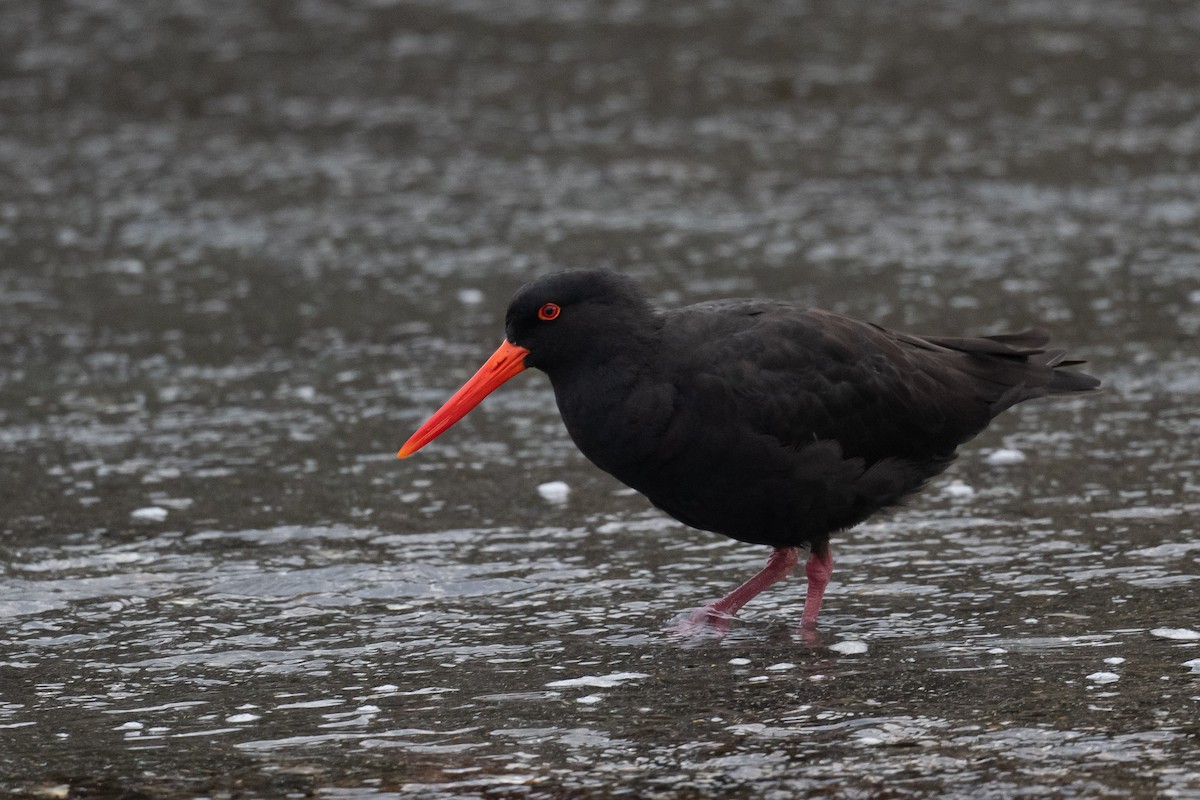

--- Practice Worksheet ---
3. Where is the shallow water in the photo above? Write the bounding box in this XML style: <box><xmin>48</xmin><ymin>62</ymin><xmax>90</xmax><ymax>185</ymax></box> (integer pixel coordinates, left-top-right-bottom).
<box><xmin>2</xmin><ymin>0</ymin><xmax>1199</xmax><ymax>797</ymax></box>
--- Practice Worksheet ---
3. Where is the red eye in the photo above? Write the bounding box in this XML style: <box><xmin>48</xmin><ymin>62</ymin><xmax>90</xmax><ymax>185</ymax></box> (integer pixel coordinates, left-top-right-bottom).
<box><xmin>537</xmin><ymin>302</ymin><xmax>561</xmax><ymax>321</ymax></box>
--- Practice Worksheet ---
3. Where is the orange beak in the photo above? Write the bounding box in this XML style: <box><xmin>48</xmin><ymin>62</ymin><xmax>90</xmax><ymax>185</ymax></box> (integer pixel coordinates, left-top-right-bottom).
<box><xmin>397</xmin><ymin>339</ymin><xmax>530</xmax><ymax>458</ymax></box>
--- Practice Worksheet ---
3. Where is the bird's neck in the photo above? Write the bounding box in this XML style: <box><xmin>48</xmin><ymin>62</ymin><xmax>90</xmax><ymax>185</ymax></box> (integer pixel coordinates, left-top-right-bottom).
<box><xmin>546</xmin><ymin>334</ymin><xmax>670</xmax><ymax>474</ymax></box>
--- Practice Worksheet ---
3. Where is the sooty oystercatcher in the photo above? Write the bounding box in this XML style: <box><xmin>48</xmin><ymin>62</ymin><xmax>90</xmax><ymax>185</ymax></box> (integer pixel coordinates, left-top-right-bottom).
<box><xmin>398</xmin><ymin>270</ymin><xmax>1099</xmax><ymax>632</ymax></box>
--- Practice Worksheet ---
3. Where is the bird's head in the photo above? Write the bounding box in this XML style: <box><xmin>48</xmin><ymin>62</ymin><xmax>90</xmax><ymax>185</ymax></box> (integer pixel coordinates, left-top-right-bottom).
<box><xmin>398</xmin><ymin>269</ymin><xmax>654</xmax><ymax>458</ymax></box>
<box><xmin>505</xmin><ymin>269</ymin><xmax>653</xmax><ymax>374</ymax></box>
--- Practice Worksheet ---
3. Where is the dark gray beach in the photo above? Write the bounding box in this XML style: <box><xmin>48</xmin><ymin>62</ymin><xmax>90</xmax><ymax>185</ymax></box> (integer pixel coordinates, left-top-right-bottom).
<box><xmin>1</xmin><ymin>1</ymin><xmax>1198</xmax><ymax>797</ymax></box>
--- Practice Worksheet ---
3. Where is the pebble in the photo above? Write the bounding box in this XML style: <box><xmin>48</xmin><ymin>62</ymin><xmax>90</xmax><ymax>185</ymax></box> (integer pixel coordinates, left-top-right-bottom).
<box><xmin>1086</xmin><ymin>671</ymin><xmax>1120</xmax><ymax>684</ymax></box>
<box><xmin>944</xmin><ymin>480</ymin><xmax>975</xmax><ymax>498</ymax></box>
<box><xmin>537</xmin><ymin>481</ymin><xmax>570</xmax><ymax>504</ymax></box>
<box><xmin>457</xmin><ymin>288</ymin><xmax>485</xmax><ymax>305</ymax></box>
<box><xmin>985</xmin><ymin>448</ymin><xmax>1027</xmax><ymax>465</ymax></box>
<box><xmin>1150</xmin><ymin>628</ymin><xmax>1200</xmax><ymax>641</ymax></box>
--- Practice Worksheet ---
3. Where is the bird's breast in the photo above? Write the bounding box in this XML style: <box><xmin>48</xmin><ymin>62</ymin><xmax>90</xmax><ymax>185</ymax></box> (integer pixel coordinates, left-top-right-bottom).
<box><xmin>552</xmin><ymin>369</ymin><xmax>682</xmax><ymax>481</ymax></box>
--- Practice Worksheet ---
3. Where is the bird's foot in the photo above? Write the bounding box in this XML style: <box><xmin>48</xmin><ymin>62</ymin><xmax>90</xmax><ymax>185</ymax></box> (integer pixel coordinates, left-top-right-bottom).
<box><xmin>668</xmin><ymin>604</ymin><xmax>734</xmax><ymax>640</ymax></box>
<box><xmin>793</xmin><ymin>621</ymin><xmax>824</xmax><ymax>647</ymax></box>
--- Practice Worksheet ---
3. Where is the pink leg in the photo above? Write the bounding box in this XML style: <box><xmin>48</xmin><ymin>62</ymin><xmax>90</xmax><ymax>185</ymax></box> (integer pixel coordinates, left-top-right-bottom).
<box><xmin>679</xmin><ymin>547</ymin><xmax>799</xmax><ymax>632</ymax></box>
<box><xmin>799</xmin><ymin>542</ymin><xmax>834</xmax><ymax>629</ymax></box>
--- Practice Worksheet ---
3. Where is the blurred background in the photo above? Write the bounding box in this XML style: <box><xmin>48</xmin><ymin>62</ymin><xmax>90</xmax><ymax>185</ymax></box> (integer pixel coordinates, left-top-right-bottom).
<box><xmin>1</xmin><ymin>1</ymin><xmax>1198</xmax><ymax>798</ymax></box>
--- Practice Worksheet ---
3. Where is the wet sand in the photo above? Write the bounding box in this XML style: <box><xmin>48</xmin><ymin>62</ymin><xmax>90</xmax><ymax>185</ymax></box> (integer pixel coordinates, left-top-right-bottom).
<box><xmin>1</xmin><ymin>1</ymin><xmax>1198</xmax><ymax>797</ymax></box>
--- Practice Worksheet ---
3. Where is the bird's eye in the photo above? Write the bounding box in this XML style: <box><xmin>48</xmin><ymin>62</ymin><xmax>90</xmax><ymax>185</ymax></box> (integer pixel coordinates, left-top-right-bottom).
<box><xmin>537</xmin><ymin>302</ymin><xmax>561</xmax><ymax>321</ymax></box>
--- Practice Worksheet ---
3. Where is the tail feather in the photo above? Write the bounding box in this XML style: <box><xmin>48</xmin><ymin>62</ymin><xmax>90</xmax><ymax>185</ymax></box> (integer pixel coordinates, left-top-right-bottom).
<box><xmin>1026</xmin><ymin>346</ymin><xmax>1101</xmax><ymax>395</ymax></box>
<box><xmin>1045</xmin><ymin>364</ymin><xmax>1102</xmax><ymax>395</ymax></box>
<box><xmin>922</xmin><ymin>329</ymin><xmax>1049</xmax><ymax>357</ymax></box>
<box><xmin>983</xmin><ymin>329</ymin><xmax>1050</xmax><ymax>347</ymax></box>
<box><xmin>914</xmin><ymin>328</ymin><xmax>1100</xmax><ymax>416</ymax></box>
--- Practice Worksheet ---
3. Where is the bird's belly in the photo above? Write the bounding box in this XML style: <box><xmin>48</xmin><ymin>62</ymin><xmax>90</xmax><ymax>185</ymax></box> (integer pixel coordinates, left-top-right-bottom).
<box><xmin>627</xmin><ymin>451</ymin><xmax>825</xmax><ymax>547</ymax></box>
<box><xmin>596</xmin><ymin>435</ymin><xmax>950</xmax><ymax>549</ymax></box>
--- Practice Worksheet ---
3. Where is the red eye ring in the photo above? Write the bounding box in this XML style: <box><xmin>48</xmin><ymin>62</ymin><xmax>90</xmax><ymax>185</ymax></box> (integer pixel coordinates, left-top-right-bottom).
<box><xmin>537</xmin><ymin>302</ymin><xmax>561</xmax><ymax>321</ymax></box>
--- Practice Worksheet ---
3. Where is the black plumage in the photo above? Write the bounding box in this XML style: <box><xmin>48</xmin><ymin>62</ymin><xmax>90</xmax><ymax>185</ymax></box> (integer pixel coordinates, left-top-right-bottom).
<box><xmin>401</xmin><ymin>269</ymin><xmax>1100</xmax><ymax>631</ymax></box>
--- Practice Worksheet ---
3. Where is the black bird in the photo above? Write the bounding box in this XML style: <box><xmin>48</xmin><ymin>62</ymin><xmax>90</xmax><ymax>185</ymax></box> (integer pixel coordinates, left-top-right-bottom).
<box><xmin>399</xmin><ymin>270</ymin><xmax>1099</xmax><ymax>632</ymax></box>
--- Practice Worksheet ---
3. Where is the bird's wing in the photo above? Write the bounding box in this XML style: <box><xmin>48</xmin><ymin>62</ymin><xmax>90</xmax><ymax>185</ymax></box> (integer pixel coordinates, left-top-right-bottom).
<box><xmin>661</xmin><ymin>301</ymin><xmax>1000</xmax><ymax>464</ymax></box>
